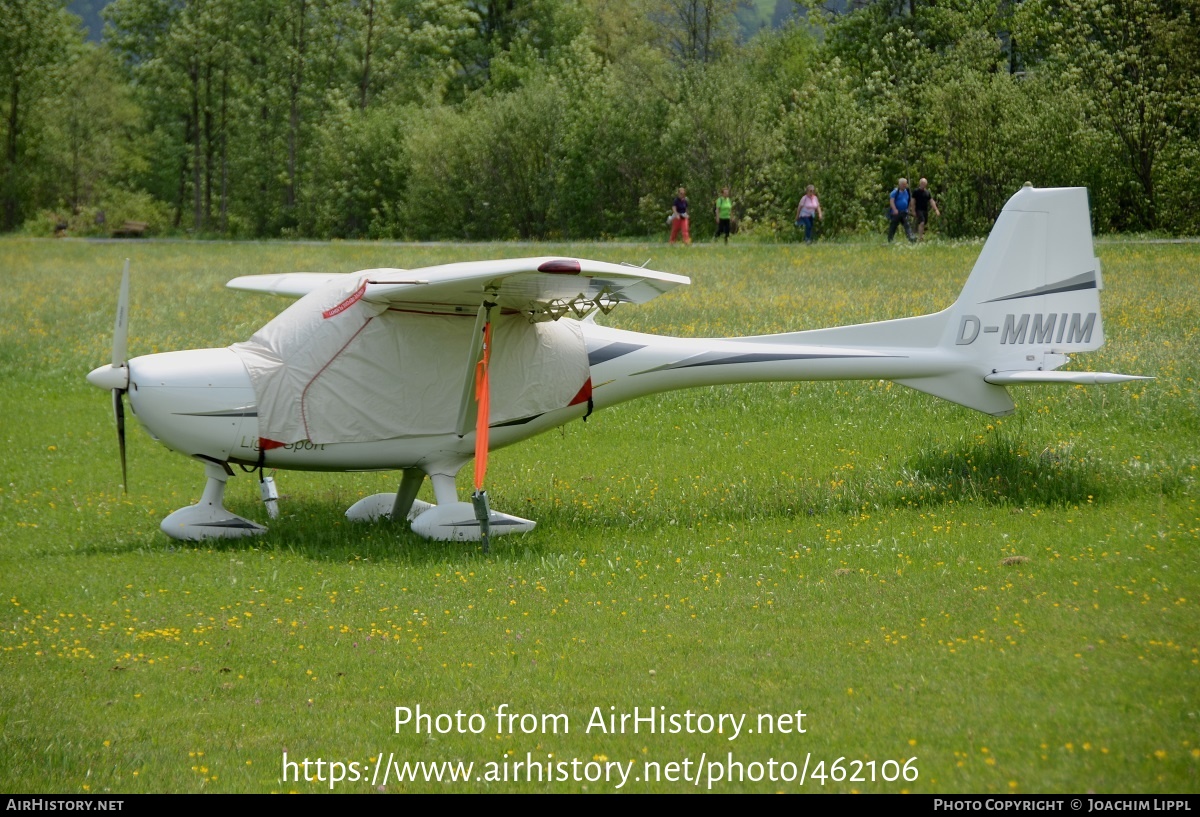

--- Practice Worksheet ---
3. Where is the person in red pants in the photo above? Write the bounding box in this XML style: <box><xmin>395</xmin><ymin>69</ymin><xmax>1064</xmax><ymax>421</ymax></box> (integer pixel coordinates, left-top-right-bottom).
<box><xmin>669</xmin><ymin>186</ymin><xmax>691</xmax><ymax>245</ymax></box>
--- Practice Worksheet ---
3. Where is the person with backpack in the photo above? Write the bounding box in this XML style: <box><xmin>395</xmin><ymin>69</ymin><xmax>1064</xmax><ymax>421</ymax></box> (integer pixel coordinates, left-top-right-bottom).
<box><xmin>888</xmin><ymin>178</ymin><xmax>915</xmax><ymax>243</ymax></box>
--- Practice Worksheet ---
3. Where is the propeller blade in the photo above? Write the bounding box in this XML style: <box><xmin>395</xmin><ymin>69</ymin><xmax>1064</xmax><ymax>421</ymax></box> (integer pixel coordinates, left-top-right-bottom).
<box><xmin>113</xmin><ymin>388</ymin><xmax>127</xmax><ymax>493</ymax></box>
<box><xmin>112</xmin><ymin>259</ymin><xmax>130</xmax><ymax>368</ymax></box>
<box><xmin>112</xmin><ymin>260</ymin><xmax>130</xmax><ymax>492</ymax></box>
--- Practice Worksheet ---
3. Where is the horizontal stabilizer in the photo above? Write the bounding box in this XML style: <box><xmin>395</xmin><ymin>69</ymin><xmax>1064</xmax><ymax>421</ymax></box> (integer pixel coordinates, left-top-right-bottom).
<box><xmin>984</xmin><ymin>371</ymin><xmax>1152</xmax><ymax>385</ymax></box>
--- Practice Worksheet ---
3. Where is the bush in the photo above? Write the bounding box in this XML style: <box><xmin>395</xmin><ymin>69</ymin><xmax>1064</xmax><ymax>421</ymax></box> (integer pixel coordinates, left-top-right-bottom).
<box><xmin>26</xmin><ymin>189</ymin><xmax>173</xmax><ymax>238</ymax></box>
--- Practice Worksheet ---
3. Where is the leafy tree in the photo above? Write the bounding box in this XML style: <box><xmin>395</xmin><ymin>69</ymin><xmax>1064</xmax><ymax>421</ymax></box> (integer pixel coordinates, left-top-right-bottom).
<box><xmin>910</xmin><ymin>68</ymin><xmax>1048</xmax><ymax>234</ymax></box>
<box><xmin>5</xmin><ymin>0</ymin><xmax>1189</xmax><ymax>240</ymax></box>
<box><xmin>45</xmin><ymin>44</ymin><xmax>143</xmax><ymax>214</ymax></box>
<box><xmin>106</xmin><ymin>0</ymin><xmax>350</xmax><ymax>234</ymax></box>
<box><xmin>0</xmin><ymin>0</ymin><xmax>82</xmax><ymax>229</ymax></box>
<box><xmin>1018</xmin><ymin>0</ymin><xmax>1200</xmax><ymax>229</ymax></box>
<box><xmin>774</xmin><ymin>57</ymin><xmax>884</xmax><ymax>234</ymax></box>
<box><xmin>404</xmin><ymin>72</ymin><xmax>568</xmax><ymax>239</ymax></box>
<box><xmin>552</xmin><ymin>45</ymin><xmax>676</xmax><ymax>236</ymax></box>
<box><xmin>452</xmin><ymin>0</ymin><xmax>585</xmax><ymax>94</ymax></box>
<box><xmin>105</xmin><ymin>0</ymin><xmax>238</xmax><ymax>231</ymax></box>
<box><xmin>660</xmin><ymin>0</ymin><xmax>743</xmax><ymax>63</ymax></box>
<box><xmin>661</xmin><ymin>57</ymin><xmax>779</xmax><ymax>233</ymax></box>
<box><xmin>360</xmin><ymin>0</ymin><xmax>480</xmax><ymax>107</ymax></box>
<box><xmin>580</xmin><ymin>0</ymin><xmax>663</xmax><ymax>62</ymax></box>
<box><xmin>303</xmin><ymin>95</ymin><xmax>410</xmax><ymax>237</ymax></box>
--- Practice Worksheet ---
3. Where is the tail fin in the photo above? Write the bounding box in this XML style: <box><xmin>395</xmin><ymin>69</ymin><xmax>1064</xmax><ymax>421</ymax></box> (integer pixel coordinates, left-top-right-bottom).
<box><xmin>945</xmin><ymin>185</ymin><xmax>1104</xmax><ymax>358</ymax></box>
<box><xmin>773</xmin><ymin>185</ymin><xmax>1146</xmax><ymax>416</ymax></box>
<box><xmin>892</xmin><ymin>186</ymin><xmax>1091</xmax><ymax>414</ymax></box>
<box><xmin>897</xmin><ymin>185</ymin><xmax>1148</xmax><ymax>414</ymax></box>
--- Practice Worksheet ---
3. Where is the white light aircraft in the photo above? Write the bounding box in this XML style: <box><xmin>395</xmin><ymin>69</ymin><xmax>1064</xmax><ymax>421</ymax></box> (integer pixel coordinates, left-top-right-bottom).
<box><xmin>87</xmin><ymin>185</ymin><xmax>1148</xmax><ymax>548</ymax></box>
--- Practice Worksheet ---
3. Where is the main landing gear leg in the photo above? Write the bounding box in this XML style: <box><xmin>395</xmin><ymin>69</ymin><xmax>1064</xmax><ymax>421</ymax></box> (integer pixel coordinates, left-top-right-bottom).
<box><xmin>344</xmin><ymin>468</ymin><xmax>433</xmax><ymax>524</ymax></box>
<box><xmin>391</xmin><ymin>468</ymin><xmax>426</xmax><ymax>520</ymax></box>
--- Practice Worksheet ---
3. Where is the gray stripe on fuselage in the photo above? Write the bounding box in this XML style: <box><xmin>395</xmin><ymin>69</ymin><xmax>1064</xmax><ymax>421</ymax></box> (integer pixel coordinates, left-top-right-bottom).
<box><xmin>588</xmin><ymin>341</ymin><xmax>646</xmax><ymax>366</ymax></box>
<box><xmin>174</xmin><ymin>408</ymin><xmax>259</xmax><ymax>417</ymax></box>
<box><xmin>635</xmin><ymin>351</ymin><xmax>895</xmax><ymax>374</ymax></box>
<box><xmin>984</xmin><ymin>271</ymin><xmax>1096</xmax><ymax>303</ymax></box>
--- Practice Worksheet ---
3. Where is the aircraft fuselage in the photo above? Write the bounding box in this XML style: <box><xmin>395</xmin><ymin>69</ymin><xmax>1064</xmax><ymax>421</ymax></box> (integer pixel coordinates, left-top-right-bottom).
<box><xmin>122</xmin><ymin>313</ymin><xmax>1054</xmax><ymax>475</ymax></box>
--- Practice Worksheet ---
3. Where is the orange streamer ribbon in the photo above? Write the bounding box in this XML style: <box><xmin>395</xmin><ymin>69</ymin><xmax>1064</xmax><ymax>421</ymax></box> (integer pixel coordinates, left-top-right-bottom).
<box><xmin>473</xmin><ymin>321</ymin><xmax>492</xmax><ymax>491</ymax></box>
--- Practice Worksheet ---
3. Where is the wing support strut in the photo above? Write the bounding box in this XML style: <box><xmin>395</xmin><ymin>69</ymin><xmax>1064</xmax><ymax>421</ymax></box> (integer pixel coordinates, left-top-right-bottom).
<box><xmin>456</xmin><ymin>300</ymin><xmax>492</xmax><ymax>437</ymax></box>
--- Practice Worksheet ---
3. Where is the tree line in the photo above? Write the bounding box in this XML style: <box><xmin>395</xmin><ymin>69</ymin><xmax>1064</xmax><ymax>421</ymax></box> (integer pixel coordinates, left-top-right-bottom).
<box><xmin>2</xmin><ymin>0</ymin><xmax>1197</xmax><ymax>241</ymax></box>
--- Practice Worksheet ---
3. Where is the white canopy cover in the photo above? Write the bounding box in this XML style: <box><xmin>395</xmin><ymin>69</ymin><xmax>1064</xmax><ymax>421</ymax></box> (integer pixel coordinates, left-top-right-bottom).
<box><xmin>230</xmin><ymin>273</ymin><xmax>589</xmax><ymax>445</ymax></box>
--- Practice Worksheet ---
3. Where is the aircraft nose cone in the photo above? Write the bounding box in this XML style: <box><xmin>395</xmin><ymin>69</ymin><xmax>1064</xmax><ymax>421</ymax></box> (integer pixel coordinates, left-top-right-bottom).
<box><xmin>87</xmin><ymin>364</ymin><xmax>129</xmax><ymax>391</ymax></box>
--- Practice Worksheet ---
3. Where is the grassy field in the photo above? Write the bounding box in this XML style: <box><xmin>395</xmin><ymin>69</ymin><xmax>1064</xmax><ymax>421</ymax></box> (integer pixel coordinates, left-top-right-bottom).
<box><xmin>0</xmin><ymin>236</ymin><xmax>1196</xmax><ymax>793</ymax></box>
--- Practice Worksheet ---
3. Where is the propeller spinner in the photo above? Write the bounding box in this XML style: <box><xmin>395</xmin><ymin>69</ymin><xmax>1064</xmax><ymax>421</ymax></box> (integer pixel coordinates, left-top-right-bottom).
<box><xmin>86</xmin><ymin>260</ymin><xmax>131</xmax><ymax>491</ymax></box>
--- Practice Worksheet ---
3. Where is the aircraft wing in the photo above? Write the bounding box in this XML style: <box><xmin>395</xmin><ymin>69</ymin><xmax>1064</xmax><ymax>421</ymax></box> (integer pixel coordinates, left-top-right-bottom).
<box><xmin>227</xmin><ymin>258</ymin><xmax>689</xmax><ymax>319</ymax></box>
<box><xmin>226</xmin><ymin>272</ymin><xmax>348</xmax><ymax>297</ymax></box>
<box><xmin>361</xmin><ymin>257</ymin><xmax>689</xmax><ymax>319</ymax></box>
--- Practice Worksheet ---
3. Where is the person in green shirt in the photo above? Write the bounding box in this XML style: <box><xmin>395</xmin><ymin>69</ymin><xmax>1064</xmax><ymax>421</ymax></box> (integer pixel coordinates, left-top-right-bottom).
<box><xmin>715</xmin><ymin>187</ymin><xmax>733</xmax><ymax>244</ymax></box>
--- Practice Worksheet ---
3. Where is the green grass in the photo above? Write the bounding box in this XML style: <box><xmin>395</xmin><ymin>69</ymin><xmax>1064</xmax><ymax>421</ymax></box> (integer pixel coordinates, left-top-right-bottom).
<box><xmin>1</xmin><ymin>237</ymin><xmax>1196</xmax><ymax>793</ymax></box>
